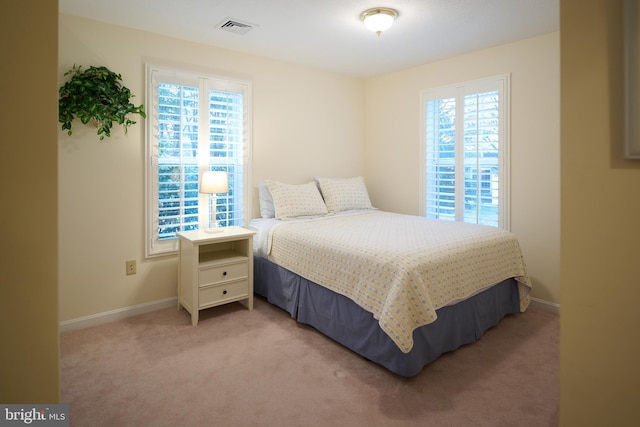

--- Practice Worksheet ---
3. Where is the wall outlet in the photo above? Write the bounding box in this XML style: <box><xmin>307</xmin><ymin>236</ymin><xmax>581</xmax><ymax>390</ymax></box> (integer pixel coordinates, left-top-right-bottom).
<box><xmin>126</xmin><ymin>260</ymin><xmax>136</xmax><ymax>276</ymax></box>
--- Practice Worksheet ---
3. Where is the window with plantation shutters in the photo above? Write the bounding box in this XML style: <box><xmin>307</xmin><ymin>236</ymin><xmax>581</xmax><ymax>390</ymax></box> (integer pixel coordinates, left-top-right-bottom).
<box><xmin>420</xmin><ymin>75</ymin><xmax>509</xmax><ymax>229</ymax></box>
<box><xmin>145</xmin><ymin>66</ymin><xmax>252</xmax><ymax>256</ymax></box>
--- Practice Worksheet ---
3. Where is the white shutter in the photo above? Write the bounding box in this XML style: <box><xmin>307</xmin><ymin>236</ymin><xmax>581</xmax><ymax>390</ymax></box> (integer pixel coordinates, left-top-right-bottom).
<box><xmin>145</xmin><ymin>66</ymin><xmax>251</xmax><ymax>256</ymax></box>
<box><xmin>462</xmin><ymin>90</ymin><xmax>500</xmax><ymax>227</ymax></box>
<box><xmin>206</xmin><ymin>85</ymin><xmax>248</xmax><ymax>229</ymax></box>
<box><xmin>420</xmin><ymin>75</ymin><xmax>509</xmax><ymax>229</ymax></box>
<box><xmin>424</xmin><ymin>95</ymin><xmax>457</xmax><ymax>221</ymax></box>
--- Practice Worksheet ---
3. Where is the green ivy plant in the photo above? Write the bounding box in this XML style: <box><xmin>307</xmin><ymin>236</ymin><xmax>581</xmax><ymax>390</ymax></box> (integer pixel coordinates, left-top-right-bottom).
<box><xmin>58</xmin><ymin>65</ymin><xmax>146</xmax><ymax>140</ymax></box>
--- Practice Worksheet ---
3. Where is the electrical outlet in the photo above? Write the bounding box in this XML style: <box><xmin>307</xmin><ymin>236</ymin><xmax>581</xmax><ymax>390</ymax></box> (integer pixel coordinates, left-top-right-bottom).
<box><xmin>126</xmin><ymin>260</ymin><xmax>136</xmax><ymax>276</ymax></box>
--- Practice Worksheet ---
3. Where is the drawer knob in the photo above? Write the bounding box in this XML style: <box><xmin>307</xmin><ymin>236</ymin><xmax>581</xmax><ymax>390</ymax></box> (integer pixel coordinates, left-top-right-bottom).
<box><xmin>223</xmin><ymin>271</ymin><xmax>227</xmax><ymax>276</ymax></box>
<box><xmin>223</xmin><ymin>290</ymin><xmax>228</xmax><ymax>295</ymax></box>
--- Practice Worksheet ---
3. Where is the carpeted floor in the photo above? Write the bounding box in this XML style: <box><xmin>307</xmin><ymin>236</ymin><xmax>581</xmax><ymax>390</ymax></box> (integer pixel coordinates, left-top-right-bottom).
<box><xmin>60</xmin><ymin>297</ymin><xmax>559</xmax><ymax>426</ymax></box>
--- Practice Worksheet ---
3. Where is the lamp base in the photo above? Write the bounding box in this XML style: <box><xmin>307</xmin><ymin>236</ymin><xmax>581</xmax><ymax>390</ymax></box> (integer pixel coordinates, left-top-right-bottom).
<box><xmin>204</xmin><ymin>227</ymin><xmax>224</xmax><ymax>234</ymax></box>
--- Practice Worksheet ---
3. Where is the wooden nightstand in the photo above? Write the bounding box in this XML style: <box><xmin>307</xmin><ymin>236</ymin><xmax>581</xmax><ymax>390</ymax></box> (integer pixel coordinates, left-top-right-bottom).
<box><xmin>177</xmin><ymin>226</ymin><xmax>256</xmax><ymax>326</ymax></box>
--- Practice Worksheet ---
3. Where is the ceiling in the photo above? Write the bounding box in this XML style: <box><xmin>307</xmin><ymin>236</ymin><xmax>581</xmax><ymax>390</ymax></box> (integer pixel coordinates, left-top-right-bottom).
<box><xmin>59</xmin><ymin>0</ymin><xmax>559</xmax><ymax>78</ymax></box>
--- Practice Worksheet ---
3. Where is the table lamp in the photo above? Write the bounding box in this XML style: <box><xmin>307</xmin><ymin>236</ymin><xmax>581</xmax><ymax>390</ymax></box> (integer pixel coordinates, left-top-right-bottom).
<box><xmin>200</xmin><ymin>171</ymin><xmax>229</xmax><ymax>233</ymax></box>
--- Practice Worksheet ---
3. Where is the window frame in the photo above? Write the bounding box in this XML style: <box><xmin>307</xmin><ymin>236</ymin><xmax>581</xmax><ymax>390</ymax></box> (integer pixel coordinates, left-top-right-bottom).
<box><xmin>419</xmin><ymin>74</ymin><xmax>510</xmax><ymax>230</ymax></box>
<box><xmin>144</xmin><ymin>64</ymin><xmax>252</xmax><ymax>257</ymax></box>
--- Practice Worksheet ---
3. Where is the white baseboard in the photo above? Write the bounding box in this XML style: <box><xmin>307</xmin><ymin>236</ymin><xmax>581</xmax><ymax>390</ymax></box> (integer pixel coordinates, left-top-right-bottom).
<box><xmin>530</xmin><ymin>297</ymin><xmax>560</xmax><ymax>315</ymax></box>
<box><xmin>59</xmin><ymin>297</ymin><xmax>177</xmax><ymax>333</ymax></box>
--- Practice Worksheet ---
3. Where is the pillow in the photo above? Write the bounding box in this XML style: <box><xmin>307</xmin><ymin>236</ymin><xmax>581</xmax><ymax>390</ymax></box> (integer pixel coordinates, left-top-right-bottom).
<box><xmin>258</xmin><ymin>181</ymin><xmax>275</xmax><ymax>218</ymax></box>
<box><xmin>316</xmin><ymin>176</ymin><xmax>373</xmax><ymax>213</ymax></box>
<box><xmin>265</xmin><ymin>180</ymin><xmax>328</xmax><ymax>219</ymax></box>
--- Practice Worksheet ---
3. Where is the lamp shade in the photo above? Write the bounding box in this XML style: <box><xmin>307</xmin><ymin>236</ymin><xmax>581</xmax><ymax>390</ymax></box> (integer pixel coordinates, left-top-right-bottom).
<box><xmin>200</xmin><ymin>171</ymin><xmax>229</xmax><ymax>194</ymax></box>
<box><xmin>360</xmin><ymin>8</ymin><xmax>398</xmax><ymax>35</ymax></box>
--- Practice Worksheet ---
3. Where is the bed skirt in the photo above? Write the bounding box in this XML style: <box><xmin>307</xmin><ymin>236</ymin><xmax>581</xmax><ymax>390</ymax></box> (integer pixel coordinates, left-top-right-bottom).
<box><xmin>254</xmin><ymin>256</ymin><xmax>521</xmax><ymax>377</ymax></box>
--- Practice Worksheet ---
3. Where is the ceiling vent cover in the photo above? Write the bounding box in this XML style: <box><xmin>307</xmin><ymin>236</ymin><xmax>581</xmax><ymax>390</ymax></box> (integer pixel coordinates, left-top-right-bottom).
<box><xmin>216</xmin><ymin>18</ymin><xmax>256</xmax><ymax>35</ymax></box>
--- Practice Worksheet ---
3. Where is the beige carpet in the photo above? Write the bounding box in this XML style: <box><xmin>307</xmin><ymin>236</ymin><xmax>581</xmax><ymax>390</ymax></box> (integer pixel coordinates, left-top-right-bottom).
<box><xmin>60</xmin><ymin>297</ymin><xmax>559</xmax><ymax>426</ymax></box>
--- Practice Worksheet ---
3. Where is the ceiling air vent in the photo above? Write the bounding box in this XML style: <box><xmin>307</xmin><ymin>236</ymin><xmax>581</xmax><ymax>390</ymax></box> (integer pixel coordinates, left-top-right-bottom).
<box><xmin>216</xmin><ymin>18</ymin><xmax>257</xmax><ymax>35</ymax></box>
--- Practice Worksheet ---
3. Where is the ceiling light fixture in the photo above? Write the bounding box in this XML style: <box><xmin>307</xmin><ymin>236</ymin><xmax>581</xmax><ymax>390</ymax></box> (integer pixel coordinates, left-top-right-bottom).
<box><xmin>360</xmin><ymin>7</ymin><xmax>398</xmax><ymax>36</ymax></box>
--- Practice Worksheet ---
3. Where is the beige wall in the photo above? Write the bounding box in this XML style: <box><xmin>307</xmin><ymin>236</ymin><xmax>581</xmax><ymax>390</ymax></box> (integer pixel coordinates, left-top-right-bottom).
<box><xmin>0</xmin><ymin>1</ymin><xmax>59</xmax><ymax>402</ymax></box>
<box><xmin>364</xmin><ymin>32</ymin><xmax>561</xmax><ymax>305</ymax></box>
<box><xmin>560</xmin><ymin>0</ymin><xmax>640</xmax><ymax>424</ymax></box>
<box><xmin>58</xmin><ymin>15</ymin><xmax>365</xmax><ymax>321</ymax></box>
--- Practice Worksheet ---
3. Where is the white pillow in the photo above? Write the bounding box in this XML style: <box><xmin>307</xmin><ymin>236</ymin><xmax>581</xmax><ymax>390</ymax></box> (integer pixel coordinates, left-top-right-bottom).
<box><xmin>265</xmin><ymin>180</ymin><xmax>328</xmax><ymax>219</ymax></box>
<box><xmin>316</xmin><ymin>176</ymin><xmax>373</xmax><ymax>213</ymax></box>
<box><xmin>258</xmin><ymin>181</ymin><xmax>275</xmax><ymax>218</ymax></box>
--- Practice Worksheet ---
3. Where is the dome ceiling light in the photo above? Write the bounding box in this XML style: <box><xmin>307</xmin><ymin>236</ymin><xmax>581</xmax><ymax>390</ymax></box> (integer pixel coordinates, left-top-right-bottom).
<box><xmin>360</xmin><ymin>7</ymin><xmax>399</xmax><ymax>36</ymax></box>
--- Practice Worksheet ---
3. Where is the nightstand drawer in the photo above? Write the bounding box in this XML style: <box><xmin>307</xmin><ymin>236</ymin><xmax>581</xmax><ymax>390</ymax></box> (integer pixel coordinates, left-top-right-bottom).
<box><xmin>199</xmin><ymin>279</ymin><xmax>249</xmax><ymax>308</ymax></box>
<box><xmin>198</xmin><ymin>261</ymin><xmax>248</xmax><ymax>286</ymax></box>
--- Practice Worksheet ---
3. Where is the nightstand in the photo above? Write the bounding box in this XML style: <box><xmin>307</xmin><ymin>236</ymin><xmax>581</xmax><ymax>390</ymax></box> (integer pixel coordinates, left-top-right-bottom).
<box><xmin>177</xmin><ymin>226</ymin><xmax>256</xmax><ymax>326</ymax></box>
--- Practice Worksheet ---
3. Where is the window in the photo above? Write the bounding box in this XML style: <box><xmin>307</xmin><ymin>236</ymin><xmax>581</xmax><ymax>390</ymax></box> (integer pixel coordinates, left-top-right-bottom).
<box><xmin>420</xmin><ymin>75</ymin><xmax>509</xmax><ymax>229</ymax></box>
<box><xmin>145</xmin><ymin>66</ymin><xmax>252</xmax><ymax>256</ymax></box>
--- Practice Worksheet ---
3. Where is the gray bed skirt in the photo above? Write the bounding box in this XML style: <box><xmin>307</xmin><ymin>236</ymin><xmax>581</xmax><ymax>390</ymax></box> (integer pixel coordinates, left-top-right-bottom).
<box><xmin>254</xmin><ymin>256</ymin><xmax>521</xmax><ymax>377</ymax></box>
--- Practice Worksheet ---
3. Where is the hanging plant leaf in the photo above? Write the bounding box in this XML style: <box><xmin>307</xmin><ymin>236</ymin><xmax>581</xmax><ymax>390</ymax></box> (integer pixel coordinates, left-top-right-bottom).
<box><xmin>58</xmin><ymin>65</ymin><xmax>146</xmax><ymax>140</ymax></box>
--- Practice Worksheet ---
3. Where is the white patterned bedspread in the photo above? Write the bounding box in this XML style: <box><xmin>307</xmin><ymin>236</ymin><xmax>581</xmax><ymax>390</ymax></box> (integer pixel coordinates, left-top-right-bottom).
<box><xmin>259</xmin><ymin>210</ymin><xmax>531</xmax><ymax>353</ymax></box>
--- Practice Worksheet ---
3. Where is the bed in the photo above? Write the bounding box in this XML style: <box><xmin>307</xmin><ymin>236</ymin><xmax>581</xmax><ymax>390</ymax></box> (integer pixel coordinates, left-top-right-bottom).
<box><xmin>249</xmin><ymin>177</ymin><xmax>532</xmax><ymax>377</ymax></box>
